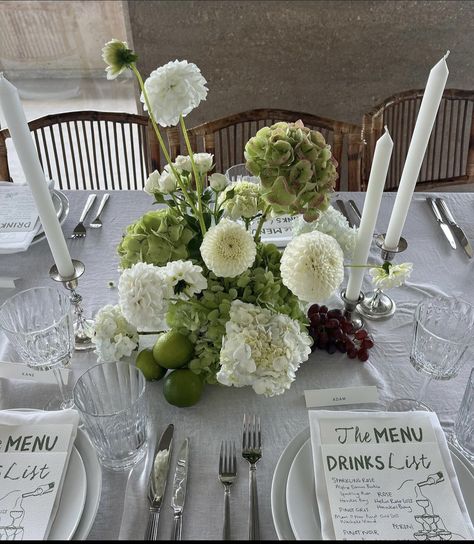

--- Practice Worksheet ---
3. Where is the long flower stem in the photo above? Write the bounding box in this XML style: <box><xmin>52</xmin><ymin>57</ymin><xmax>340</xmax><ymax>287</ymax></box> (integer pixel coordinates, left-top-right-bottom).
<box><xmin>130</xmin><ymin>64</ymin><xmax>203</xmax><ymax>231</ymax></box>
<box><xmin>254</xmin><ymin>206</ymin><xmax>271</xmax><ymax>242</ymax></box>
<box><xmin>180</xmin><ymin>115</ymin><xmax>207</xmax><ymax>235</ymax></box>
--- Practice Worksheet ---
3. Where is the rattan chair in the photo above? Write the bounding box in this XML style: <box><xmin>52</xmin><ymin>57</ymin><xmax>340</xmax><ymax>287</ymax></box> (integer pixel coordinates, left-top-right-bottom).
<box><xmin>0</xmin><ymin>111</ymin><xmax>161</xmax><ymax>190</ymax></box>
<box><xmin>362</xmin><ymin>89</ymin><xmax>474</xmax><ymax>191</ymax></box>
<box><xmin>166</xmin><ymin>109</ymin><xmax>363</xmax><ymax>191</ymax></box>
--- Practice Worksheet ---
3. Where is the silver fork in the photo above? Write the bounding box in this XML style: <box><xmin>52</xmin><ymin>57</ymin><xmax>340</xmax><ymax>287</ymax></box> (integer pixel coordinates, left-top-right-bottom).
<box><xmin>89</xmin><ymin>193</ymin><xmax>110</xmax><ymax>228</ymax></box>
<box><xmin>70</xmin><ymin>194</ymin><xmax>96</xmax><ymax>238</ymax></box>
<box><xmin>218</xmin><ymin>440</ymin><xmax>237</xmax><ymax>540</ymax></box>
<box><xmin>242</xmin><ymin>414</ymin><xmax>262</xmax><ymax>540</ymax></box>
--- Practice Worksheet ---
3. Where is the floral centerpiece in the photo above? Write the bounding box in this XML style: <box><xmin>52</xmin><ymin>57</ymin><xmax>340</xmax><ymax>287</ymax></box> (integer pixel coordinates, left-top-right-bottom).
<box><xmin>93</xmin><ymin>39</ymin><xmax>361</xmax><ymax>406</ymax></box>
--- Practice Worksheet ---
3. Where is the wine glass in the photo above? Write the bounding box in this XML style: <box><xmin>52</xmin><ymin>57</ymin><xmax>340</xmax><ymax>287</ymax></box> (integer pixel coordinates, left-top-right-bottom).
<box><xmin>0</xmin><ymin>286</ymin><xmax>75</xmax><ymax>410</ymax></box>
<box><xmin>388</xmin><ymin>294</ymin><xmax>474</xmax><ymax>412</ymax></box>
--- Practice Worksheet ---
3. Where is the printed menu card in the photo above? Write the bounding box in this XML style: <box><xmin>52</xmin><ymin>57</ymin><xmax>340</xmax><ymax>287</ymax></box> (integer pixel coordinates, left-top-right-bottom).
<box><xmin>0</xmin><ymin>409</ymin><xmax>79</xmax><ymax>540</ymax></box>
<box><xmin>309</xmin><ymin>410</ymin><xmax>474</xmax><ymax>540</ymax></box>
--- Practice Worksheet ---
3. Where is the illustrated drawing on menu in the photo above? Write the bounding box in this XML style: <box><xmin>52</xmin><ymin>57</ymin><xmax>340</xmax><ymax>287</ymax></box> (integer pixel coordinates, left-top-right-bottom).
<box><xmin>0</xmin><ymin>422</ymin><xmax>77</xmax><ymax>540</ymax></box>
<box><xmin>310</xmin><ymin>411</ymin><xmax>474</xmax><ymax>541</ymax></box>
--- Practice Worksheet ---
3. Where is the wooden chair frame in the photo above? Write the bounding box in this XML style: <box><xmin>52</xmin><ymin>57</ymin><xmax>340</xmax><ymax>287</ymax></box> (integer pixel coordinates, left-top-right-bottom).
<box><xmin>0</xmin><ymin>110</ymin><xmax>161</xmax><ymax>190</ymax></box>
<box><xmin>167</xmin><ymin>108</ymin><xmax>363</xmax><ymax>191</ymax></box>
<box><xmin>362</xmin><ymin>89</ymin><xmax>474</xmax><ymax>191</ymax></box>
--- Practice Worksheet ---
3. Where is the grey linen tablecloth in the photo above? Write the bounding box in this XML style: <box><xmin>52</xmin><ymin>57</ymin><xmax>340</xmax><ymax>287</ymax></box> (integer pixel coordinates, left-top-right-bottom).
<box><xmin>0</xmin><ymin>190</ymin><xmax>473</xmax><ymax>540</ymax></box>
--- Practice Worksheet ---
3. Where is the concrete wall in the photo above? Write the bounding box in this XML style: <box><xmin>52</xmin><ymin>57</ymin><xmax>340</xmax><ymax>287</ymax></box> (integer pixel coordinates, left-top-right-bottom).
<box><xmin>127</xmin><ymin>0</ymin><xmax>474</xmax><ymax>126</ymax></box>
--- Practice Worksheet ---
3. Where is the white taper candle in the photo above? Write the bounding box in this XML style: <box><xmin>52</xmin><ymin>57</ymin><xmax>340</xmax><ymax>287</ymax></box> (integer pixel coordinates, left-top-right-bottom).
<box><xmin>345</xmin><ymin>127</ymin><xmax>393</xmax><ymax>301</ymax></box>
<box><xmin>384</xmin><ymin>52</ymin><xmax>450</xmax><ymax>249</ymax></box>
<box><xmin>0</xmin><ymin>74</ymin><xmax>74</xmax><ymax>277</ymax></box>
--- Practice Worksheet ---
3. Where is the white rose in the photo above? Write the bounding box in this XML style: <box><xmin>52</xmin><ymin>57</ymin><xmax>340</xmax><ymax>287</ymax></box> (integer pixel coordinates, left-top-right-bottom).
<box><xmin>144</xmin><ymin>170</ymin><xmax>161</xmax><ymax>194</ymax></box>
<box><xmin>193</xmin><ymin>153</ymin><xmax>214</xmax><ymax>173</ymax></box>
<box><xmin>209</xmin><ymin>173</ymin><xmax>227</xmax><ymax>191</ymax></box>
<box><xmin>158</xmin><ymin>170</ymin><xmax>177</xmax><ymax>193</ymax></box>
<box><xmin>174</xmin><ymin>155</ymin><xmax>192</xmax><ymax>172</ymax></box>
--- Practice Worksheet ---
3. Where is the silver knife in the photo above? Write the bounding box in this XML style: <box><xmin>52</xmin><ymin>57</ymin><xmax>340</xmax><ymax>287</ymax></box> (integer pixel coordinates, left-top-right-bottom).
<box><xmin>427</xmin><ymin>198</ymin><xmax>457</xmax><ymax>250</ymax></box>
<box><xmin>144</xmin><ymin>423</ymin><xmax>174</xmax><ymax>540</ymax></box>
<box><xmin>435</xmin><ymin>197</ymin><xmax>473</xmax><ymax>258</ymax></box>
<box><xmin>171</xmin><ymin>438</ymin><xmax>189</xmax><ymax>540</ymax></box>
<box><xmin>348</xmin><ymin>199</ymin><xmax>362</xmax><ymax>225</ymax></box>
<box><xmin>335</xmin><ymin>199</ymin><xmax>354</xmax><ymax>227</ymax></box>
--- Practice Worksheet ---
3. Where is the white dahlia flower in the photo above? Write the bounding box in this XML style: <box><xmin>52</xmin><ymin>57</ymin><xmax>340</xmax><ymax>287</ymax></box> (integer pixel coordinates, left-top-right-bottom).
<box><xmin>92</xmin><ymin>304</ymin><xmax>139</xmax><ymax>363</ymax></box>
<box><xmin>200</xmin><ymin>219</ymin><xmax>256</xmax><ymax>277</ymax></box>
<box><xmin>162</xmin><ymin>260</ymin><xmax>207</xmax><ymax>299</ymax></box>
<box><xmin>280</xmin><ymin>231</ymin><xmax>344</xmax><ymax>302</ymax></box>
<box><xmin>118</xmin><ymin>262</ymin><xmax>173</xmax><ymax>331</ymax></box>
<box><xmin>141</xmin><ymin>60</ymin><xmax>208</xmax><ymax>127</ymax></box>
<box><xmin>370</xmin><ymin>262</ymin><xmax>413</xmax><ymax>290</ymax></box>
<box><xmin>217</xmin><ymin>301</ymin><xmax>312</xmax><ymax>396</ymax></box>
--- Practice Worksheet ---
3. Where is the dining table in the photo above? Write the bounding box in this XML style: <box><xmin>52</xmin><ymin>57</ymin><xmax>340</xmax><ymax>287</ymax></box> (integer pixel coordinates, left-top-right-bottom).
<box><xmin>0</xmin><ymin>188</ymin><xmax>473</xmax><ymax>540</ymax></box>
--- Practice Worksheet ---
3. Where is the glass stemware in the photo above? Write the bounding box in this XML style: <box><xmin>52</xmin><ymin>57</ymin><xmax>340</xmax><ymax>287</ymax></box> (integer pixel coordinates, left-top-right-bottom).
<box><xmin>388</xmin><ymin>295</ymin><xmax>474</xmax><ymax>412</ymax></box>
<box><xmin>0</xmin><ymin>286</ymin><xmax>75</xmax><ymax>409</ymax></box>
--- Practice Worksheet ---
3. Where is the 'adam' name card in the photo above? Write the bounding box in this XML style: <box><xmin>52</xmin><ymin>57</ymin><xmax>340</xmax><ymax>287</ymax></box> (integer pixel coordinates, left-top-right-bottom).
<box><xmin>310</xmin><ymin>411</ymin><xmax>474</xmax><ymax>540</ymax></box>
<box><xmin>0</xmin><ymin>423</ymin><xmax>75</xmax><ymax>540</ymax></box>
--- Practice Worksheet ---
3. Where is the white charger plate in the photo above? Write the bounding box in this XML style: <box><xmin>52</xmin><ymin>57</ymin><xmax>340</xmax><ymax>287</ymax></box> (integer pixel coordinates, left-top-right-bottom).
<box><xmin>283</xmin><ymin>429</ymin><xmax>474</xmax><ymax>540</ymax></box>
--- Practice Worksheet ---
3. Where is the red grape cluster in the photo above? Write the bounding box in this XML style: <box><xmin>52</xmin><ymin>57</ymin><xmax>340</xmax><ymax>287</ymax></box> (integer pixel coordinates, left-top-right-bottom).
<box><xmin>307</xmin><ymin>304</ymin><xmax>374</xmax><ymax>362</ymax></box>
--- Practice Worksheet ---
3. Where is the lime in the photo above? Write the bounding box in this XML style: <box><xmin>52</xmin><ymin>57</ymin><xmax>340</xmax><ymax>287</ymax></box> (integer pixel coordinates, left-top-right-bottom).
<box><xmin>152</xmin><ymin>330</ymin><xmax>194</xmax><ymax>369</ymax></box>
<box><xmin>136</xmin><ymin>348</ymin><xmax>167</xmax><ymax>381</ymax></box>
<box><xmin>163</xmin><ymin>369</ymin><xmax>204</xmax><ymax>407</ymax></box>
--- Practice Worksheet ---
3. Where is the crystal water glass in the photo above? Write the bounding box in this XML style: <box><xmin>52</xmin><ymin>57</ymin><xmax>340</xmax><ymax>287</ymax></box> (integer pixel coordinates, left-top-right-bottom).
<box><xmin>450</xmin><ymin>367</ymin><xmax>474</xmax><ymax>461</ymax></box>
<box><xmin>73</xmin><ymin>360</ymin><xmax>148</xmax><ymax>471</ymax></box>
<box><xmin>388</xmin><ymin>295</ymin><xmax>474</xmax><ymax>412</ymax></box>
<box><xmin>0</xmin><ymin>286</ymin><xmax>74</xmax><ymax>409</ymax></box>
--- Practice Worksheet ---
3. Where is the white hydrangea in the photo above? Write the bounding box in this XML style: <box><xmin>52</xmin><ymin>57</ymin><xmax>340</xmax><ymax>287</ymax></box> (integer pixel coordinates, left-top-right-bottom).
<box><xmin>292</xmin><ymin>205</ymin><xmax>358</xmax><ymax>257</ymax></box>
<box><xmin>92</xmin><ymin>305</ymin><xmax>139</xmax><ymax>363</ymax></box>
<box><xmin>118</xmin><ymin>262</ymin><xmax>173</xmax><ymax>331</ymax></box>
<box><xmin>144</xmin><ymin>170</ymin><xmax>161</xmax><ymax>194</ymax></box>
<box><xmin>218</xmin><ymin>180</ymin><xmax>263</xmax><ymax>220</ymax></box>
<box><xmin>280</xmin><ymin>231</ymin><xmax>344</xmax><ymax>303</ymax></box>
<box><xmin>142</xmin><ymin>60</ymin><xmax>208</xmax><ymax>127</ymax></box>
<box><xmin>370</xmin><ymin>262</ymin><xmax>413</xmax><ymax>290</ymax></box>
<box><xmin>217</xmin><ymin>301</ymin><xmax>312</xmax><ymax>396</ymax></box>
<box><xmin>209</xmin><ymin>173</ymin><xmax>227</xmax><ymax>191</ymax></box>
<box><xmin>193</xmin><ymin>153</ymin><xmax>214</xmax><ymax>174</ymax></box>
<box><xmin>162</xmin><ymin>260</ymin><xmax>207</xmax><ymax>299</ymax></box>
<box><xmin>200</xmin><ymin>219</ymin><xmax>256</xmax><ymax>277</ymax></box>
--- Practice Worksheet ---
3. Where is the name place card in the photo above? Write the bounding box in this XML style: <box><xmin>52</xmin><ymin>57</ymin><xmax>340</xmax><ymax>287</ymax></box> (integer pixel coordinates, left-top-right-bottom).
<box><xmin>304</xmin><ymin>386</ymin><xmax>379</xmax><ymax>408</ymax></box>
<box><xmin>0</xmin><ymin>362</ymin><xmax>70</xmax><ymax>384</ymax></box>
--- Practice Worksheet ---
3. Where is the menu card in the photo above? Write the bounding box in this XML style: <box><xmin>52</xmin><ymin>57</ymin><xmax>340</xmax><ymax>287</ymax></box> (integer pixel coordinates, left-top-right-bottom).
<box><xmin>0</xmin><ymin>409</ymin><xmax>79</xmax><ymax>540</ymax></box>
<box><xmin>0</xmin><ymin>185</ymin><xmax>39</xmax><ymax>233</ymax></box>
<box><xmin>309</xmin><ymin>410</ymin><xmax>474</xmax><ymax>540</ymax></box>
<box><xmin>252</xmin><ymin>215</ymin><xmax>296</xmax><ymax>246</ymax></box>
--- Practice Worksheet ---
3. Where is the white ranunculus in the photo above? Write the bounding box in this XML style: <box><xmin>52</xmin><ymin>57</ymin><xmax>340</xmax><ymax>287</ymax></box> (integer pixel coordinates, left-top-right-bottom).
<box><xmin>216</xmin><ymin>301</ymin><xmax>312</xmax><ymax>396</ymax></box>
<box><xmin>92</xmin><ymin>304</ymin><xmax>139</xmax><ymax>363</ymax></box>
<box><xmin>174</xmin><ymin>155</ymin><xmax>193</xmax><ymax>173</ymax></box>
<box><xmin>193</xmin><ymin>153</ymin><xmax>214</xmax><ymax>174</ymax></box>
<box><xmin>280</xmin><ymin>231</ymin><xmax>344</xmax><ymax>303</ymax></box>
<box><xmin>118</xmin><ymin>262</ymin><xmax>173</xmax><ymax>331</ymax></box>
<box><xmin>209</xmin><ymin>173</ymin><xmax>227</xmax><ymax>191</ymax></box>
<box><xmin>141</xmin><ymin>60</ymin><xmax>208</xmax><ymax>127</ymax></box>
<box><xmin>144</xmin><ymin>170</ymin><xmax>161</xmax><ymax>194</ymax></box>
<box><xmin>200</xmin><ymin>219</ymin><xmax>256</xmax><ymax>278</ymax></box>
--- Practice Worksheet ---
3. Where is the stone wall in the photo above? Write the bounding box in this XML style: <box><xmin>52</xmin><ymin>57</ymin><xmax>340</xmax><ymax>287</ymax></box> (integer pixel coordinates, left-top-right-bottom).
<box><xmin>127</xmin><ymin>0</ymin><xmax>474</xmax><ymax>126</ymax></box>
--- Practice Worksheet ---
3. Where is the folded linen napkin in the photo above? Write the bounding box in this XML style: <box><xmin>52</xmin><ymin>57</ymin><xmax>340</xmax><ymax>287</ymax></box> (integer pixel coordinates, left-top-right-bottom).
<box><xmin>0</xmin><ymin>180</ymin><xmax>55</xmax><ymax>254</ymax></box>
<box><xmin>0</xmin><ymin>408</ymin><xmax>80</xmax><ymax>540</ymax></box>
<box><xmin>308</xmin><ymin>410</ymin><xmax>474</xmax><ymax>540</ymax></box>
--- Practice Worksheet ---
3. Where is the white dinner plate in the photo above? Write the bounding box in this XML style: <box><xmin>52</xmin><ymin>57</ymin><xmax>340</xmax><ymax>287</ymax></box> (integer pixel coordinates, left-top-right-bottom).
<box><xmin>284</xmin><ymin>430</ymin><xmax>474</xmax><ymax>540</ymax></box>
<box><xmin>48</xmin><ymin>447</ymin><xmax>87</xmax><ymax>540</ymax></box>
<box><xmin>31</xmin><ymin>190</ymin><xmax>69</xmax><ymax>245</ymax></box>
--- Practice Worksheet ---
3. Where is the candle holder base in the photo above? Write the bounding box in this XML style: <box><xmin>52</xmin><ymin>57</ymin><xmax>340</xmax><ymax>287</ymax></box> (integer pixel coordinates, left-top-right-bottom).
<box><xmin>49</xmin><ymin>259</ymin><xmax>94</xmax><ymax>351</ymax></box>
<box><xmin>357</xmin><ymin>289</ymin><xmax>396</xmax><ymax>320</ymax></box>
<box><xmin>340</xmin><ymin>290</ymin><xmax>365</xmax><ymax>331</ymax></box>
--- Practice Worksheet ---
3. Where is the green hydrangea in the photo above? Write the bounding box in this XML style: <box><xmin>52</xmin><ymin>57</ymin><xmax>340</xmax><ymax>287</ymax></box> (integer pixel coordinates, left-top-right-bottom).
<box><xmin>166</xmin><ymin>243</ymin><xmax>307</xmax><ymax>383</ymax></box>
<box><xmin>244</xmin><ymin>121</ymin><xmax>337</xmax><ymax>221</ymax></box>
<box><xmin>117</xmin><ymin>208</ymin><xmax>195</xmax><ymax>268</ymax></box>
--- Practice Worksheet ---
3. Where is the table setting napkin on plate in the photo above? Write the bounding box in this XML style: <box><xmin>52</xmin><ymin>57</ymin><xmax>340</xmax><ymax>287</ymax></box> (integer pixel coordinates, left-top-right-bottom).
<box><xmin>0</xmin><ymin>179</ymin><xmax>54</xmax><ymax>254</ymax></box>
<box><xmin>0</xmin><ymin>408</ymin><xmax>80</xmax><ymax>540</ymax></box>
<box><xmin>308</xmin><ymin>410</ymin><xmax>474</xmax><ymax>540</ymax></box>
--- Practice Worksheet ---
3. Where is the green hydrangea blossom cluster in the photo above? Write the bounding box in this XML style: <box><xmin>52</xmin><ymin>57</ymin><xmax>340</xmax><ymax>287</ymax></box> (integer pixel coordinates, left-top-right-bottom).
<box><xmin>117</xmin><ymin>208</ymin><xmax>195</xmax><ymax>268</ymax></box>
<box><xmin>166</xmin><ymin>243</ymin><xmax>307</xmax><ymax>383</ymax></box>
<box><xmin>244</xmin><ymin>121</ymin><xmax>337</xmax><ymax>222</ymax></box>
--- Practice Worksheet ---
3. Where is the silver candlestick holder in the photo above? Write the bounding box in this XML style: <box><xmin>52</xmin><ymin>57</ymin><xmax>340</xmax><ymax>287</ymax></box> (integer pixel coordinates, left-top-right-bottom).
<box><xmin>49</xmin><ymin>259</ymin><xmax>94</xmax><ymax>351</ymax></box>
<box><xmin>357</xmin><ymin>234</ymin><xmax>408</xmax><ymax>320</ymax></box>
<box><xmin>340</xmin><ymin>289</ymin><xmax>365</xmax><ymax>331</ymax></box>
